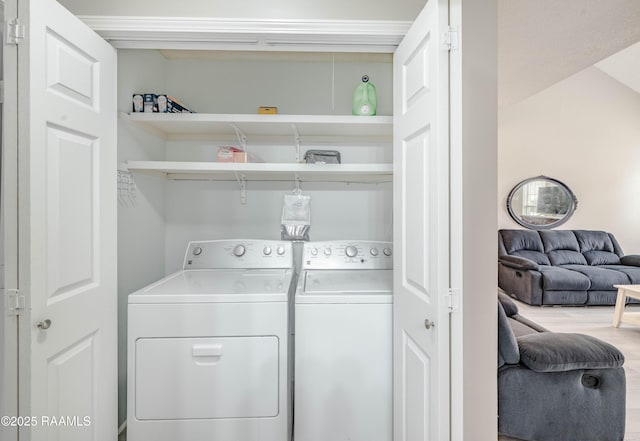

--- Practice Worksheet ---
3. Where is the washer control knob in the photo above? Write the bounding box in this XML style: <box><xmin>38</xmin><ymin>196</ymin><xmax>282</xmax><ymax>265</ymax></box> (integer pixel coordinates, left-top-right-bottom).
<box><xmin>277</xmin><ymin>245</ymin><xmax>286</xmax><ymax>256</ymax></box>
<box><xmin>192</xmin><ymin>246</ymin><xmax>203</xmax><ymax>256</ymax></box>
<box><xmin>310</xmin><ymin>248</ymin><xmax>319</xmax><ymax>256</ymax></box>
<box><xmin>345</xmin><ymin>246</ymin><xmax>358</xmax><ymax>258</ymax></box>
<box><xmin>263</xmin><ymin>246</ymin><xmax>272</xmax><ymax>256</ymax></box>
<box><xmin>383</xmin><ymin>247</ymin><xmax>392</xmax><ymax>256</ymax></box>
<box><xmin>324</xmin><ymin>248</ymin><xmax>332</xmax><ymax>256</ymax></box>
<box><xmin>370</xmin><ymin>248</ymin><xmax>379</xmax><ymax>256</ymax></box>
<box><xmin>233</xmin><ymin>245</ymin><xmax>246</xmax><ymax>257</ymax></box>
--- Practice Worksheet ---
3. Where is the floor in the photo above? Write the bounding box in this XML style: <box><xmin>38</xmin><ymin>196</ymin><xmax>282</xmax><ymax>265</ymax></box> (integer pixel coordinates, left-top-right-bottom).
<box><xmin>119</xmin><ymin>301</ymin><xmax>640</xmax><ymax>441</ymax></box>
<box><xmin>499</xmin><ymin>300</ymin><xmax>640</xmax><ymax>441</ymax></box>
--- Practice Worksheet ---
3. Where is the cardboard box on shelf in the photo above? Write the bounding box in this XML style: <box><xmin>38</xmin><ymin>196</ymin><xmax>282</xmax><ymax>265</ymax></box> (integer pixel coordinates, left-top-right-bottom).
<box><xmin>216</xmin><ymin>147</ymin><xmax>263</xmax><ymax>163</ymax></box>
<box><xmin>258</xmin><ymin>107</ymin><xmax>278</xmax><ymax>114</ymax></box>
<box><xmin>217</xmin><ymin>147</ymin><xmax>244</xmax><ymax>163</ymax></box>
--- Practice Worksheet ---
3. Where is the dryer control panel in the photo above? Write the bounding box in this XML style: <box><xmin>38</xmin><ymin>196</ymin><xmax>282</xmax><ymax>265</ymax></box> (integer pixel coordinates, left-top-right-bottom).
<box><xmin>302</xmin><ymin>241</ymin><xmax>392</xmax><ymax>270</ymax></box>
<box><xmin>183</xmin><ymin>240</ymin><xmax>292</xmax><ymax>269</ymax></box>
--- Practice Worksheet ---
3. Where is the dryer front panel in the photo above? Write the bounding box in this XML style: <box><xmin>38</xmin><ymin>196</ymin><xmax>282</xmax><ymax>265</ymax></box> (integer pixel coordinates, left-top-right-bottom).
<box><xmin>135</xmin><ymin>336</ymin><xmax>279</xmax><ymax>420</ymax></box>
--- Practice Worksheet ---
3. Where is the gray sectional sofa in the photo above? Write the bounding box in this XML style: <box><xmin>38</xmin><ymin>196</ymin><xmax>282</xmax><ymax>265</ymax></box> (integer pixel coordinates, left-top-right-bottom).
<box><xmin>499</xmin><ymin>229</ymin><xmax>640</xmax><ymax>305</ymax></box>
<box><xmin>498</xmin><ymin>293</ymin><xmax>626</xmax><ymax>441</ymax></box>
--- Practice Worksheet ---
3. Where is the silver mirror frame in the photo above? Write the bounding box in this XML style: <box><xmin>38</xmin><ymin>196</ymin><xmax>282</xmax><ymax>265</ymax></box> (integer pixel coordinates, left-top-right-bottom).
<box><xmin>506</xmin><ymin>176</ymin><xmax>578</xmax><ymax>230</ymax></box>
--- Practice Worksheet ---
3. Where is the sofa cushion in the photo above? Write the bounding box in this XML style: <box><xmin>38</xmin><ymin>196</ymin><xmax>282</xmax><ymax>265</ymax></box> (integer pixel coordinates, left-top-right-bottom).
<box><xmin>560</xmin><ymin>265</ymin><xmax>630</xmax><ymax>290</ymax></box>
<box><xmin>537</xmin><ymin>266</ymin><xmax>590</xmax><ymax>290</ymax></box>
<box><xmin>574</xmin><ymin>230</ymin><xmax>616</xmax><ymax>253</ymax></box>
<box><xmin>547</xmin><ymin>250</ymin><xmax>588</xmax><ymax>266</ymax></box>
<box><xmin>601</xmin><ymin>265</ymin><xmax>640</xmax><ymax>283</ymax></box>
<box><xmin>539</xmin><ymin>230</ymin><xmax>580</xmax><ymax>253</ymax></box>
<box><xmin>583</xmin><ymin>250</ymin><xmax>621</xmax><ymax>265</ymax></box>
<box><xmin>501</xmin><ymin>230</ymin><xmax>551</xmax><ymax>265</ymax></box>
<box><xmin>517</xmin><ymin>332</ymin><xmax>625</xmax><ymax>373</ymax></box>
<box><xmin>539</xmin><ymin>231</ymin><xmax>587</xmax><ymax>265</ymax></box>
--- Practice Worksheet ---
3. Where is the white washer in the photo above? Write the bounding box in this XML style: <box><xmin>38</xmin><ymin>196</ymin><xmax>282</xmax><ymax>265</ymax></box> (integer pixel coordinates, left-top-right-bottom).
<box><xmin>127</xmin><ymin>239</ymin><xmax>294</xmax><ymax>441</ymax></box>
<box><xmin>294</xmin><ymin>240</ymin><xmax>393</xmax><ymax>441</ymax></box>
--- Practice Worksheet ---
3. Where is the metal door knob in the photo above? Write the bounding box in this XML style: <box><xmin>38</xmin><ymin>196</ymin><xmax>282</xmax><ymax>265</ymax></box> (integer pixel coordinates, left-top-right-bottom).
<box><xmin>37</xmin><ymin>319</ymin><xmax>52</xmax><ymax>330</ymax></box>
<box><xmin>424</xmin><ymin>319</ymin><xmax>435</xmax><ymax>330</ymax></box>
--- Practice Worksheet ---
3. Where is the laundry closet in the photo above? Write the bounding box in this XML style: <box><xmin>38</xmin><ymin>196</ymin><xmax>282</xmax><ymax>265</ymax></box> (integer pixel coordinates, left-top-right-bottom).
<box><xmin>119</xmin><ymin>48</ymin><xmax>396</xmax><ymax>441</ymax></box>
<box><xmin>1</xmin><ymin>0</ymin><xmax>499</xmax><ymax>440</ymax></box>
<box><xmin>118</xmin><ymin>49</ymin><xmax>394</xmax><ymax>277</ymax></box>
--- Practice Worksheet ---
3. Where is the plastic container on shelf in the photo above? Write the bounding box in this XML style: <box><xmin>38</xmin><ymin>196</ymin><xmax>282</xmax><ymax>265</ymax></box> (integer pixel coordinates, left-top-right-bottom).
<box><xmin>352</xmin><ymin>75</ymin><xmax>377</xmax><ymax>116</ymax></box>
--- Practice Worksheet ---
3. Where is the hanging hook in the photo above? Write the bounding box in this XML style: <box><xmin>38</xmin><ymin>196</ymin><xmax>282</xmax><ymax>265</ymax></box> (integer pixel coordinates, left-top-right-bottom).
<box><xmin>293</xmin><ymin>174</ymin><xmax>302</xmax><ymax>195</ymax></box>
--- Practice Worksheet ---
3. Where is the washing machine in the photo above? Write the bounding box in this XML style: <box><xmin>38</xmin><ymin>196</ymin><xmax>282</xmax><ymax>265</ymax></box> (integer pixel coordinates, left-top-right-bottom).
<box><xmin>294</xmin><ymin>240</ymin><xmax>393</xmax><ymax>441</ymax></box>
<box><xmin>127</xmin><ymin>239</ymin><xmax>294</xmax><ymax>441</ymax></box>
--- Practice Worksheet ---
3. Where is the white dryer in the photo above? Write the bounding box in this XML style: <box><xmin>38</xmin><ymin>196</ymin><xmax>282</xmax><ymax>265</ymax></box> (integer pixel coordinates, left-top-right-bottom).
<box><xmin>127</xmin><ymin>239</ymin><xmax>294</xmax><ymax>441</ymax></box>
<box><xmin>294</xmin><ymin>240</ymin><xmax>393</xmax><ymax>441</ymax></box>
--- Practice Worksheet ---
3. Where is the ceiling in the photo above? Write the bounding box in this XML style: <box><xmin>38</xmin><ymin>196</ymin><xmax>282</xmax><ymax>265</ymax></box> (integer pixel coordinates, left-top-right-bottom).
<box><xmin>595</xmin><ymin>40</ymin><xmax>640</xmax><ymax>94</ymax></box>
<box><xmin>498</xmin><ymin>0</ymin><xmax>640</xmax><ymax>107</ymax></box>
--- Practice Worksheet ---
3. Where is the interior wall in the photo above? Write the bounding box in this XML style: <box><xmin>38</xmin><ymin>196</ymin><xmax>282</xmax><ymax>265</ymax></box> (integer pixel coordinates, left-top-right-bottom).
<box><xmin>450</xmin><ymin>0</ymin><xmax>498</xmax><ymax>439</ymax></box>
<box><xmin>0</xmin><ymin>6</ymin><xmax>4</xmax><ymax>289</ymax></box>
<box><xmin>57</xmin><ymin>0</ymin><xmax>427</xmax><ymax>21</ymax></box>
<box><xmin>162</xmin><ymin>53</ymin><xmax>393</xmax><ymax>116</ymax></box>
<box><xmin>499</xmin><ymin>66</ymin><xmax>640</xmax><ymax>252</ymax></box>
<box><xmin>161</xmin><ymin>53</ymin><xmax>393</xmax><ymax>272</ymax></box>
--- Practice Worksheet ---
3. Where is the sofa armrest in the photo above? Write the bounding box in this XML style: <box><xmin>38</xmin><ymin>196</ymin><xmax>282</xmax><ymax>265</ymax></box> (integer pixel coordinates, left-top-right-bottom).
<box><xmin>499</xmin><ymin>255</ymin><xmax>539</xmax><ymax>271</ymax></box>
<box><xmin>517</xmin><ymin>332</ymin><xmax>624</xmax><ymax>373</ymax></box>
<box><xmin>621</xmin><ymin>254</ymin><xmax>640</xmax><ymax>267</ymax></box>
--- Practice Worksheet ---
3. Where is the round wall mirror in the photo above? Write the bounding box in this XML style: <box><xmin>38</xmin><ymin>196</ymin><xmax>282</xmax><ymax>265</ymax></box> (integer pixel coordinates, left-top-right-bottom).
<box><xmin>506</xmin><ymin>176</ymin><xmax>578</xmax><ymax>229</ymax></box>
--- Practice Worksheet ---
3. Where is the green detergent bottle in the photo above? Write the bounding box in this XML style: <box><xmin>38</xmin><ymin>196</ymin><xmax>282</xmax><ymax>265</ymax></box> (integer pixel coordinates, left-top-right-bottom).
<box><xmin>352</xmin><ymin>75</ymin><xmax>377</xmax><ymax>116</ymax></box>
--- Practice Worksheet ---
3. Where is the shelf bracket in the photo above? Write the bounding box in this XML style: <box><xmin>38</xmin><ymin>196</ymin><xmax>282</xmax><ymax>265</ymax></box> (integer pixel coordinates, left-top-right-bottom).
<box><xmin>234</xmin><ymin>172</ymin><xmax>247</xmax><ymax>205</ymax></box>
<box><xmin>291</xmin><ymin>124</ymin><xmax>301</xmax><ymax>162</ymax></box>
<box><xmin>230</xmin><ymin>123</ymin><xmax>248</xmax><ymax>151</ymax></box>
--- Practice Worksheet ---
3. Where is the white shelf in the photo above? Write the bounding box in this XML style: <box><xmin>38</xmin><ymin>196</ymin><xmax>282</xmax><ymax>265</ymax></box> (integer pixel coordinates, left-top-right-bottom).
<box><xmin>122</xmin><ymin>113</ymin><xmax>393</xmax><ymax>140</ymax></box>
<box><xmin>127</xmin><ymin>161</ymin><xmax>392</xmax><ymax>183</ymax></box>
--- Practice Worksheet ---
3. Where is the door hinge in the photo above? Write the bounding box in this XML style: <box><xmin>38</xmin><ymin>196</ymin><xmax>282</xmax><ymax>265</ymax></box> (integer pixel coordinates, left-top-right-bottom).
<box><xmin>443</xmin><ymin>26</ymin><xmax>459</xmax><ymax>51</ymax></box>
<box><xmin>445</xmin><ymin>288</ymin><xmax>460</xmax><ymax>313</ymax></box>
<box><xmin>6</xmin><ymin>289</ymin><xmax>26</xmax><ymax>316</ymax></box>
<box><xmin>6</xmin><ymin>18</ymin><xmax>26</xmax><ymax>45</ymax></box>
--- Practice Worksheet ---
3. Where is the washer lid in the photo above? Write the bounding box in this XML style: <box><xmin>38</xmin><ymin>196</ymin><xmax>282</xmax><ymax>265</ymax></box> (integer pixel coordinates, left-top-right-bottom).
<box><xmin>298</xmin><ymin>270</ymin><xmax>392</xmax><ymax>304</ymax></box>
<box><xmin>129</xmin><ymin>269</ymin><xmax>293</xmax><ymax>304</ymax></box>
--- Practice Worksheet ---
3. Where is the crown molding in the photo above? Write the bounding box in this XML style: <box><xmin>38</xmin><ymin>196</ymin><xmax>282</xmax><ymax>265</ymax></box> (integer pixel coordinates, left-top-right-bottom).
<box><xmin>78</xmin><ymin>16</ymin><xmax>411</xmax><ymax>52</ymax></box>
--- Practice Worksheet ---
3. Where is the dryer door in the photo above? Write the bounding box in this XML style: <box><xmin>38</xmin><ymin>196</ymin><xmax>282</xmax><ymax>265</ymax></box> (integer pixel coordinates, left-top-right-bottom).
<box><xmin>135</xmin><ymin>336</ymin><xmax>279</xmax><ymax>420</ymax></box>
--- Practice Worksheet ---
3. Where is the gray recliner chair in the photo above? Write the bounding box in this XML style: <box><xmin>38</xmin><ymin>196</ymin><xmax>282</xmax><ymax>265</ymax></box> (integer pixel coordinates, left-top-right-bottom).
<box><xmin>498</xmin><ymin>293</ymin><xmax>626</xmax><ymax>441</ymax></box>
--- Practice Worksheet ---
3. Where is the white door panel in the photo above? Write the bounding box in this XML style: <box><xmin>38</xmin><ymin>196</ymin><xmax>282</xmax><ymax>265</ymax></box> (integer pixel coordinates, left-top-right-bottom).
<box><xmin>393</xmin><ymin>0</ymin><xmax>450</xmax><ymax>440</ymax></box>
<box><xmin>13</xmin><ymin>0</ymin><xmax>118</xmax><ymax>439</ymax></box>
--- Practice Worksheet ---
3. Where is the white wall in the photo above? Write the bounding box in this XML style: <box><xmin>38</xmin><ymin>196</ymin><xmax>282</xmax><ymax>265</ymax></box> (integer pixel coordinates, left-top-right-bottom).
<box><xmin>160</xmin><ymin>53</ymin><xmax>393</xmax><ymax>271</ymax></box>
<box><xmin>499</xmin><ymin>66</ymin><xmax>640</xmax><ymax>252</ymax></box>
<box><xmin>450</xmin><ymin>0</ymin><xmax>498</xmax><ymax>440</ymax></box>
<box><xmin>57</xmin><ymin>0</ymin><xmax>426</xmax><ymax>21</ymax></box>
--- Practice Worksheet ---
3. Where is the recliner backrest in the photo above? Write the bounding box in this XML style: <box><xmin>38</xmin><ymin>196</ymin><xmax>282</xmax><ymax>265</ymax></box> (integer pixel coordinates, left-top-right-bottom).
<box><xmin>574</xmin><ymin>230</ymin><xmax>622</xmax><ymax>265</ymax></box>
<box><xmin>539</xmin><ymin>230</ymin><xmax>587</xmax><ymax>266</ymax></box>
<box><xmin>499</xmin><ymin>229</ymin><xmax>628</xmax><ymax>267</ymax></box>
<box><xmin>499</xmin><ymin>230</ymin><xmax>550</xmax><ymax>265</ymax></box>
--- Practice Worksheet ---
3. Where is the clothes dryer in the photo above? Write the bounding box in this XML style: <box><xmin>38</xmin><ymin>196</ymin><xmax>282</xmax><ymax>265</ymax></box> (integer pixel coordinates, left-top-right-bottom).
<box><xmin>294</xmin><ymin>240</ymin><xmax>393</xmax><ymax>441</ymax></box>
<box><xmin>127</xmin><ymin>239</ymin><xmax>294</xmax><ymax>441</ymax></box>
